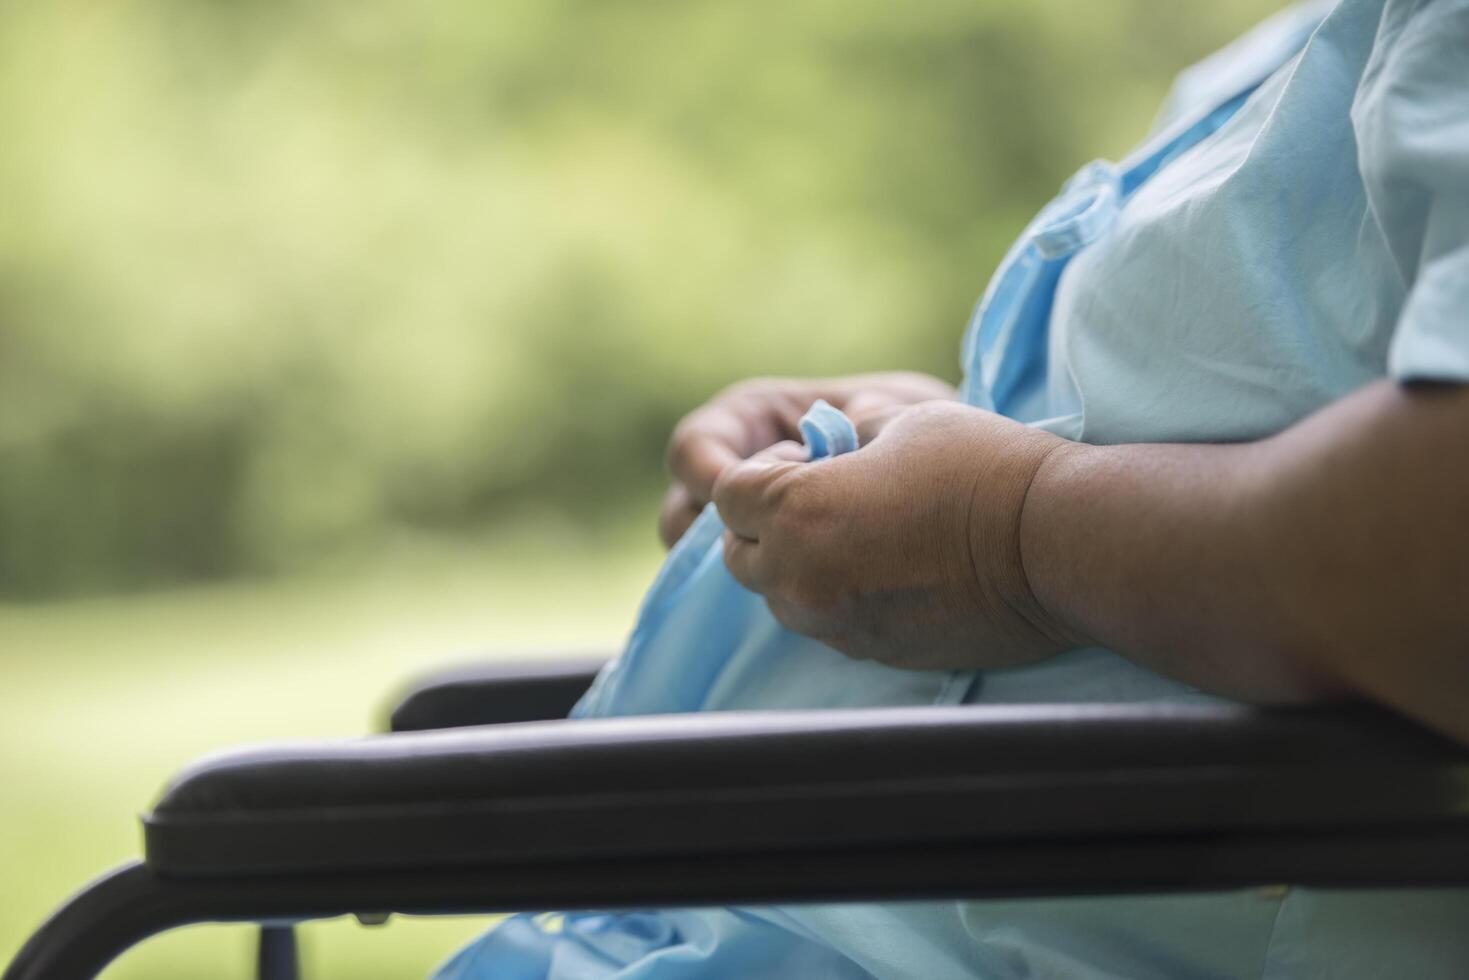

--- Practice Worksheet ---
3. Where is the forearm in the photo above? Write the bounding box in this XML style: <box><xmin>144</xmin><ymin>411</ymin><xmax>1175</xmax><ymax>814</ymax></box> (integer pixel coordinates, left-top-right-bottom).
<box><xmin>1020</xmin><ymin>381</ymin><xmax>1469</xmax><ymax>739</ymax></box>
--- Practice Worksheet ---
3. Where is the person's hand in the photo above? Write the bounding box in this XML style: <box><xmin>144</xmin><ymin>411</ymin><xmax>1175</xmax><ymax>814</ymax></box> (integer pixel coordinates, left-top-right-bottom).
<box><xmin>659</xmin><ymin>372</ymin><xmax>955</xmax><ymax>547</ymax></box>
<box><xmin>710</xmin><ymin>400</ymin><xmax>1085</xmax><ymax>670</ymax></box>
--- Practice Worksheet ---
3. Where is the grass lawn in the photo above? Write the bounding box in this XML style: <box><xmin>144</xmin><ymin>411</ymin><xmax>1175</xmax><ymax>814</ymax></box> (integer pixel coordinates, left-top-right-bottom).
<box><xmin>0</xmin><ymin>531</ymin><xmax>662</xmax><ymax>979</ymax></box>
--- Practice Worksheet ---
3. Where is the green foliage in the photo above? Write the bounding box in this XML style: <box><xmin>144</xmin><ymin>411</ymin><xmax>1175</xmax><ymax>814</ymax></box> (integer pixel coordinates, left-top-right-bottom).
<box><xmin>0</xmin><ymin>546</ymin><xmax>662</xmax><ymax>977</ymax></box>
<box><xmin>0</xmin><ymin>0</ymin><xmax>1284</xmax><ymax>597</ymax></box>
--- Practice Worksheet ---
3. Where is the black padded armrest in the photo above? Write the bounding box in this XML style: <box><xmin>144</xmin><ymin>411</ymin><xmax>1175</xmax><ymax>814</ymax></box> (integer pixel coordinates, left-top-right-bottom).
<box><xmin>145</xmin><ymin>703</ymin><xmax>1469</xmax><ymax>902</ymax></box>
<box><xmin>387</xmin><ymin>655</ymin><xmax>609</xmax><ymax>731</ymax></box>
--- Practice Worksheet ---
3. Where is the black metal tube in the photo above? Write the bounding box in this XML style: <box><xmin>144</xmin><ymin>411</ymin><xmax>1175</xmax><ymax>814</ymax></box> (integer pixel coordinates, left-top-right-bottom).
<box><xmin>257</xmin><ymin>926</ymin><xmax>299</xmax><ymax>980</ymax></box>
<box><xmin>10</xmin><ymin>825</ymin><xmax>1469</xmax><ymax>980</ymax></box>
<box><xmin>4</xmin><ymin>864</ymin><xmax>187</xmax><ymax>980</ymax></box>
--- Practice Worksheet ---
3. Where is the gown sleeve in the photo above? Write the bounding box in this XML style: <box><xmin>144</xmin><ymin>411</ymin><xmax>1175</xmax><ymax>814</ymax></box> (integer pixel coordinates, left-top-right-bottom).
<box><xmin>1352</xmin><ymin>0</ymin><xmax>1469</xmax><ymax>383</ymax></box>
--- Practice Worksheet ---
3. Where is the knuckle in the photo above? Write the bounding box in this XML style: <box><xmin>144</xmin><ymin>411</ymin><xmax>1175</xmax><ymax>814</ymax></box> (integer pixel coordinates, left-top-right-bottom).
<box><xmin>710</xmin><ymin>458</ymin><xmax>751</xmax><ymax>505</ymax></box>
<box><xmin>664</xmin><ymin>428</ymin><xmax>691</xmax><ymax>475</ymax></box>
<box><xmin>718</xmin><ymin>377</ymin><xmax>766</xmax><ymax>403</ymax></box>
<box><xmin>768</xmin><ymin>469</ymin><xmax>828</xmax><ymax>531</ymax></box>
<box><xmin>719</xmin><ymin>376</ymin><xmax>793</xmax><ymax>409</ymax></box>
<box><xmin>914</xmin><ymin>398</ymin><xmax>962</xmax><ymax>421</ymax></box>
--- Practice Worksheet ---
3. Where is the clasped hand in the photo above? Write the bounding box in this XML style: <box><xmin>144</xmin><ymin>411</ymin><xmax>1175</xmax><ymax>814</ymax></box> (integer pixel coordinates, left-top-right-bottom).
<box><xmin>662</xmin><ymin>375</ymin><xmax>1082</xmax><ymax>670</ymax></box>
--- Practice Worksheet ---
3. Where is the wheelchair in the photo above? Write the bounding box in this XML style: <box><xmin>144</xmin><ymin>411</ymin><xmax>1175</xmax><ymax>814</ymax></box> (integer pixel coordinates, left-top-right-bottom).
<box><xmin>7</xmin><ymin>654</ymin><xmax>1469</xmax><ymax>980</ymax></box>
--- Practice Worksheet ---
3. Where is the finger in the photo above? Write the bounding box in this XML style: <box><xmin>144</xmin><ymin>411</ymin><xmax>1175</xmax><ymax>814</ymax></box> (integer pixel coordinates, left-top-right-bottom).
<box><xmin>841</xmin><ymin>390</ymin><xmax>902</xmax><ymax>425</ymax></box>
<box><xmin>666</xmin><ymin>412</ymin><xmax>747</xmax><ymax>502</ymax></box>
<box><xmin>853</xmin><ymin>403</ymin><xmax>907</xmax><ymax>446</ymax></box>
<box><xmin>749</xmin><ymin>439</ymin><xmax>809</xmax><ymax>464</ymax></box>
<box><xmin>712</xmin><ymin>451</ymin><xmax>802</xmax><ymax>540</ymax></box>
<box><xmin>722</xmin><ymin>530</ymin><xmax>773</xmax><ymax>594</ymax></box>
<box><xmin>658</xmin><ymin>484</ymin><xmax>703</xmax><ymax>549</ymax></box>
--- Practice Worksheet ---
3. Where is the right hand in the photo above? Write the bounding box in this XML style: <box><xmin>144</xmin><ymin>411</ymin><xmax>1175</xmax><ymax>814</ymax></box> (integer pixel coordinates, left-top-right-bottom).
<box><xmin>658</xmin><ymin>371</ymin><xmax>956</xmax><ymax>547</ymax></box>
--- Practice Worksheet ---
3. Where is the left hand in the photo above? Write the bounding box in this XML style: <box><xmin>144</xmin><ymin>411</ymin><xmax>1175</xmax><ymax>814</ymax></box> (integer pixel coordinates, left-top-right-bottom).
<box><xmin>711</xmin><ymin>400</ymin><xmax>1084</xmax><ymax>670</ymax></box>
<box><xmin>658</xmin><ymin>373</ymin><xmax>957</xmax><ymax>548</ymax></box>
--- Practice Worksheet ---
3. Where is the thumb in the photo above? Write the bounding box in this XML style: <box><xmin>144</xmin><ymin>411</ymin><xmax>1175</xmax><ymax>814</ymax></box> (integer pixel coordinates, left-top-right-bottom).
<box><xmin>712</xmin><ymin>441</ymin><xmax>805</xmax><ymax>539</ymax></box>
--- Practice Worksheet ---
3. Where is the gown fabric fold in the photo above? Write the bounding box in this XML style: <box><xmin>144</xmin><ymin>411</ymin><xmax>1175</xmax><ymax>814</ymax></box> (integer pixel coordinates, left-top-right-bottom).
<box><xmin>438</xmin><ymin>2</ymin><xmax>1469</xmax><ymax>976</ymax></box>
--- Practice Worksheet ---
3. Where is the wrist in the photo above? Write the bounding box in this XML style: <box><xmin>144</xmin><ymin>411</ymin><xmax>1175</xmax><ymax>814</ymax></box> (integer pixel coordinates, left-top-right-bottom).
<box><xmin>963</xmin><ymin>424</ymin><xmax>1088</xmax><ymax>659</ymax></box>
<box><xmin>1014</xmin><ymin>439</ymin><xmax>1100</xmax><ymax>651</ymax></box>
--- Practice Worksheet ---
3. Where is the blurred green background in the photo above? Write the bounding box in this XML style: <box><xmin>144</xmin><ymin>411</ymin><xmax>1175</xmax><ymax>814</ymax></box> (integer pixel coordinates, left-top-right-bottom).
<box><xmin>0</xmin><ymin>0</ymin><xmax>1282</xmax><ymax>976</ymax></box>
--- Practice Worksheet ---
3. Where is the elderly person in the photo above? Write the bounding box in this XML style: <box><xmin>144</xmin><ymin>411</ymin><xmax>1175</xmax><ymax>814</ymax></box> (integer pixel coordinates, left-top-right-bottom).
<box><xmin>439</xmin><ymin>0</ymin><xmax>1469</xmax><ymax>976</ymax></box>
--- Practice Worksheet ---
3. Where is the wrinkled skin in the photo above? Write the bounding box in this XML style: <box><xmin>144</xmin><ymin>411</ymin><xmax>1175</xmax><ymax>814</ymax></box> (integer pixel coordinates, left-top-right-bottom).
<box><xmin>710</xmin><ymin>399</ymin><xmax>1079</xmax><ymax>670</ymax></box>
<box><xmin>660</xmin><ymin>376</ymin><xmax>1469</xmax><ymax>748</ymax></box>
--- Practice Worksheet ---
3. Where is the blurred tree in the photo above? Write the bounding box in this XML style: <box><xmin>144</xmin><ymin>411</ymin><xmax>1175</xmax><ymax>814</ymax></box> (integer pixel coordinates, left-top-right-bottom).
<box><xmin>0</xmin><ymin>0</ymin><xmax>1283</xmax><ymax>597</ymax></box>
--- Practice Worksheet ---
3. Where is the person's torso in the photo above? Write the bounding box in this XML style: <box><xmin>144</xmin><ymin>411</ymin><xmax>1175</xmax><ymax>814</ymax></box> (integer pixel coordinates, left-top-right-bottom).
<box><xmin>1047</xmin><ymin>0</ymin><xmax>1403</xmax><ymax>447</ymax></box>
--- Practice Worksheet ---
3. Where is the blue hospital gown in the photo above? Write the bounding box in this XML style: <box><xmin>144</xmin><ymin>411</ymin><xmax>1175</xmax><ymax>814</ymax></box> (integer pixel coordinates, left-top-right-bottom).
<box><xmin>438</xmin><ymin>0</ymin><xmax>1469</xmax><ymax>976</ymax></box>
